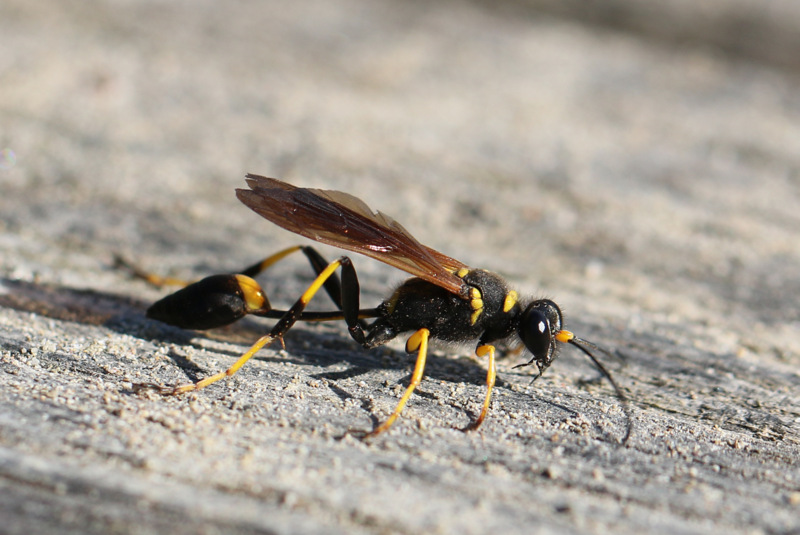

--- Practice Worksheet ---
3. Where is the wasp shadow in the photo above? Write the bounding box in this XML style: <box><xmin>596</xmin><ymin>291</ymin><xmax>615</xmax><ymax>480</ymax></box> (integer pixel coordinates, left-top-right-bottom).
<box><xmin>0</xmin><ymin>277</ymin><xmax>499</xmax><ymax>395</ymax></box>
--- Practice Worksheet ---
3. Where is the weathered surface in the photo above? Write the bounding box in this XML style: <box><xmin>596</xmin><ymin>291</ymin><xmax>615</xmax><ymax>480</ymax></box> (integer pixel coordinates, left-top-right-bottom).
<box><xmin>1</xmin><ymin>1</ymin><xmax>798</xmax><ymax>533</ymax></box>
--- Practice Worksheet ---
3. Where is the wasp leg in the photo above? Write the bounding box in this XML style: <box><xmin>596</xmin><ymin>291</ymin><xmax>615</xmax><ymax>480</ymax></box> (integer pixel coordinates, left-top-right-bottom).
<box><xmin>137</xmin><ymin>256</ymin><xmax>357</xmax><ymax>395</ymax></box>
<box><xmin>256</xmin><ymin>249</ymin><xmax>370</xmax><ymax>332</ymax></box>
<box><xmin>240</xmin><ymin>245</ymin><xmax>347</xmax><ymax>313</ymax></box>
<box><xmin>118</xmin><ymin>244</ymin><xmax>343</xmax><ymax>302</ymax></box>
<box><xmin>113</xmin><ymin>247</ymin><xmax>308</xmax><ymax>288</ymax></box>
<box><xmin>363</xmin><ymin>328</ymin><xmax>430</xmax><ymax>439</ymax></box>
<box><xmin>464</xmin><ymin>344</ymin><xmax>497</xmax><ymax>431</ymax></box>
<box><xmin>129</xmin><ymin>245</ymin><xmax>351</xmax><ymax>331</ymax></box>
<box><xmin>113</xmin><ymin>254</ymin><xmax>190</xmax><ymax>287</ymax></box>
<box><xmin>237</xmin><ymin>245</ymin><xmax>305</xmax><ymax>278</ymax></box>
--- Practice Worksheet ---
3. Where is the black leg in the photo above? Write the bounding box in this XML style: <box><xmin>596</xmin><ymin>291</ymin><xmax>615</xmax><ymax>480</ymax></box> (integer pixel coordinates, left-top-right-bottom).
<box><xmin>240</xmin><ymin>245</ymin><xmax>347</xmax><ymax>312</ymax></box>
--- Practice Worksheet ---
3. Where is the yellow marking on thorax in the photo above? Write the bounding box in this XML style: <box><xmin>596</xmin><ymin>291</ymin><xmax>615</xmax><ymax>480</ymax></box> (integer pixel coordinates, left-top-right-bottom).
<box><xmin>454</xmin><ymin>269</ymin><xmax>486</xmax><ymax>325</ymax></box>
<box><xmin>469</xmin><ymin>287</ymin><xmax>483</xmax><ymax>325</ymax></box>
<box><xmin>503</xmin><ymin>290</ymin><xmax>518</xmax><ymax>313</ymax></box>
<box><xmin>384</xmin><ymin>288</ymin><xmax>402</xmax><ymax>315</ymax></box>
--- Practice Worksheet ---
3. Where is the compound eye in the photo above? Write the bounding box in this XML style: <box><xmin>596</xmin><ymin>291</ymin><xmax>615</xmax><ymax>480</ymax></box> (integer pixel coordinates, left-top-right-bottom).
<box><xmin>520</xmin><ymin>307</ymin><xmax>553</xmax><ymax>362</ymax></box>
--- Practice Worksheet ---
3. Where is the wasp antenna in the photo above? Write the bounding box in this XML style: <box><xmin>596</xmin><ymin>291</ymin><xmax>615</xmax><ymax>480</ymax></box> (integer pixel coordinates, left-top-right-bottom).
<box><xmin>569</xmin><ymin>337</ymin><xmax>632</xmax><ymax>445</ymax></box>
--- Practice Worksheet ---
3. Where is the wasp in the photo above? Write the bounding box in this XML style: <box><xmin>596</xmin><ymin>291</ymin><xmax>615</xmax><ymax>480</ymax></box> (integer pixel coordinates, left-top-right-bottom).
<box><xmin>136</xmin><ymin>175</ymin><xmax>628</xmax><ymax>439</ymax></box>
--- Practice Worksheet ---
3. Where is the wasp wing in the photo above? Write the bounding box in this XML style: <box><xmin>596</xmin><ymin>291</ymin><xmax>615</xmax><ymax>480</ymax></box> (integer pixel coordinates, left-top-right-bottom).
<box><xmin>236</xmin><ymin>175</ymin><xmax>468</xmax><ymax>296</ymax></box>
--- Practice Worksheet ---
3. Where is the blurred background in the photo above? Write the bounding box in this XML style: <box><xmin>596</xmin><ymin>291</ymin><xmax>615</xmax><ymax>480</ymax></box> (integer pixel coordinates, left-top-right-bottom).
<box><xmin>1</xmin><ymin>1</ymin><xmax>799</xmax><ymax>533</ymax></box>
<box><xmin>2</xmin><ymin>0</ymin><xmax>798</xmax><ymax>335</ymax></box>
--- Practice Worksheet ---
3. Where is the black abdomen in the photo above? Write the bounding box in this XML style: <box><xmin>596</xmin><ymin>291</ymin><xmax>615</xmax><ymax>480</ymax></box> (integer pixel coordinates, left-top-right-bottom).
<box><xmin>147</xmin><ymin>275</ymin><xmax>250</xmax><ymax>330</ymax></box>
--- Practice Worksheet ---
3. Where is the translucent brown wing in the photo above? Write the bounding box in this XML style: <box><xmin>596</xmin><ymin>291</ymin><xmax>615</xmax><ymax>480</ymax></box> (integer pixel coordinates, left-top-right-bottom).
<box><xmin>236</xmin><ymin>174</ymin><xmax>469</xmax><ymax>297</ymax></box>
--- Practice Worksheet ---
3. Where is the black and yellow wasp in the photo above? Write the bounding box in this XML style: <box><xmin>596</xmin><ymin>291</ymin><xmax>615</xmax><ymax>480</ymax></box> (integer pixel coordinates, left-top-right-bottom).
<box><xmin>136</xmin><ymin>175</ymin><xmax>627</xmax><ymax>439</ymax></box>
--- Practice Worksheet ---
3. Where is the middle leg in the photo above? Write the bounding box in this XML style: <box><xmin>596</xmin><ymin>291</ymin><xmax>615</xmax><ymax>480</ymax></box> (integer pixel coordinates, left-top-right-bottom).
<box><xmin>363</xmin><ymin>327</ymin><xmax>430</xmax><ymax>439</ymax></box>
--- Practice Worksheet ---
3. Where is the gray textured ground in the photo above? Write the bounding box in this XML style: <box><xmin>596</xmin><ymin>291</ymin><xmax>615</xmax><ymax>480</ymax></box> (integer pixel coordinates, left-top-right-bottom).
<box><xmin>1</xmin><ymin>1</ymin><xmax>799</xmax><ymax>534</ymax></box>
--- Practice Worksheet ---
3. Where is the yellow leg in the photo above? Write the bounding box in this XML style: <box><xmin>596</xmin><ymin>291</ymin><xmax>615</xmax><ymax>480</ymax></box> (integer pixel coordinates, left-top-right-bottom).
<box><xmin>113</xmin><ymin>255</ymin><xmax>190</xmax><ymax>287</ymax></box>
<box><xmin>158</xmin><ymin>332</ymin><xmax>276</xmax><ymax>394</ymax></box>
<box><xmin>139</xmin><ymin>258</ymin><xmax>347</xmax><ymax>395</ymax></box>
<box><xmin>364</xmin><ymin>328</ymin><xmax>430</xmax><ymax>438</ymax></box>
<box><xmin>117</xmin><ymin>245</ymin><xmax>307</xmax><ymax>289</ymax></box>
<box><xmin>239</xmin><ymin>245</ymin><xmax>305</xmax><ymax>278</ymax></box>
<box><xmin>465</xmin><ymin>344</ymin><xmax>496</xmax><ymax>431</ymax></box>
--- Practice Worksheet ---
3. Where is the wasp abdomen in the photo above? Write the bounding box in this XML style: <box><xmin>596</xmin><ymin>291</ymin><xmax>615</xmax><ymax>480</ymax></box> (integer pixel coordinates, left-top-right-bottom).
<box><xmin>147</xmin><ymin>274</ymin><xmax>268</xmax><ymax>330</ymax></box>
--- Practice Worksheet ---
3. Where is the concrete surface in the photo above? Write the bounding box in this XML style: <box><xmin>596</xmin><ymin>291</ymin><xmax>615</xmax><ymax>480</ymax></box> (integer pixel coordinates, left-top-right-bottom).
<box><xmin>1</xmin><ymin>1</ymin><xmax>799</xmax><ymax>534</ymax></box>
